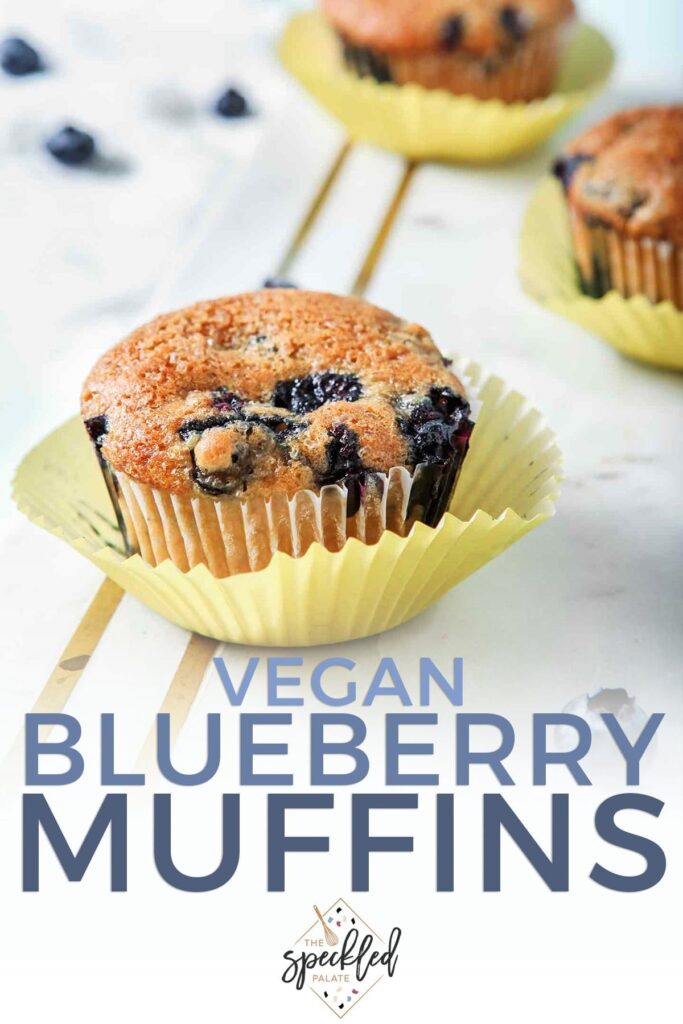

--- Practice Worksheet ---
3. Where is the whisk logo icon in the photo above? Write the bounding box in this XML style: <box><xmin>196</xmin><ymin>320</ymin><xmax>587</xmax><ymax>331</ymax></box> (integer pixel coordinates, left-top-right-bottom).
<box><xmin>281</xmin><ymin>897</ymin><xmax>401</xmax><ymax>1017</ymax></box>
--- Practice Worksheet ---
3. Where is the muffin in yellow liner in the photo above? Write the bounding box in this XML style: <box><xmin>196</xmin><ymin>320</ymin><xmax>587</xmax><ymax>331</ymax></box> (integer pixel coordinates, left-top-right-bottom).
<box><xmin>521</xmin><ymin>177</ymin><xmax>683</xmax><ymax>371</ymax></box>
<box><xmin>278</xmin><ymin>12</ymin><xmax>613</xmax><ymax>162</ymax></box>
<box><xmin>13</xmin><ymin>360</ymin><xmax>561</xmax><ymax>646</ymax></box>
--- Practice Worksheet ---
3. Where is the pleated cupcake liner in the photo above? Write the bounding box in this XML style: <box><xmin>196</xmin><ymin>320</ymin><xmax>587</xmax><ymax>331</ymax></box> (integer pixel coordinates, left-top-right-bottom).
<box><xmin>567</xmin><ymin>209</ymin><xmax>683</xmax><ymax>307</ymax></box>
<box><xmin>113</xmin><ymin>462</ymin><xmax>464</xmax><ymax>578</ymax></box>
<box><xmin>278</xmin><ymin>13</ymin><xmax>613</xmax><ymax>163</ymax></box>
<box><xmin>521</xmin><ymin>177</ymin><xmax>683</xmax><ymax>371</ymax></box>
<box><xmin>13</xmin><ymin>360</ymin><xmax>561</xmax><ymax>646</ymax></box>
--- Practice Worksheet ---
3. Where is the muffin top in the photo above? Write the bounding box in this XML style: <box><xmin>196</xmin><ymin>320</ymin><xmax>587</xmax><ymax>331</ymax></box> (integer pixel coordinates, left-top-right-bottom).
<box><xmin>320</xmin><ymin>0</ymin><xmax>575</xmax><ymax>55</ymax></box>
<box><xmin>81</xmin><ymin>290</ymin><xmax>472</xmax><ymax>499</ymax></box>
<box><xmin>554</xmin><ymin>105</ymin><xmax>683</xmax><ymax>245</ymax></box>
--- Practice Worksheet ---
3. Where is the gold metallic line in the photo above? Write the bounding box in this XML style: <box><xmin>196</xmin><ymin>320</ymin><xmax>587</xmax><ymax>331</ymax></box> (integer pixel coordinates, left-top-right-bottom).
<box><xmin>135</xmin><ymin>633</ymin><xmax>219</xmax><ymax>774</ymax></box>
<box><xmin>1</xmin><ymin>578</ymin><xmax>123</xmax><ymax>784</ymax></box>
<box><xmin>276</xmin><ymin>141</ymin><xmax>352</xmax><ymax>277</ymax></box>
<box><xmin>32</xmin><ymin>577</ymin><xmax>123</xmax><ymax>716</ymax></box>
<box><xmin>351</xmin><ymin>161</ymin><xmax>417</xmax><ymax>298</ymax></box>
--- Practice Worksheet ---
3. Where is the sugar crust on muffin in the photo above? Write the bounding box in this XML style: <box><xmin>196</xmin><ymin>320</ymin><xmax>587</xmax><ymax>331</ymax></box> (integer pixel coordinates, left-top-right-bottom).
<box><xmin>555</xmin><ymin>105</ymin><xmax>683</xmax><ymax>246</ymax></box>
<box><xmin>81</xmin><ymin>290</ymin><xmax>471</xmax><ymax>500</ymax></box>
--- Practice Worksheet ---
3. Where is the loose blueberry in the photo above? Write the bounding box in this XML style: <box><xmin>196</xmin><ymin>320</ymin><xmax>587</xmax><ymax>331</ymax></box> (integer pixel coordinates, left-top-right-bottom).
<box><xmin>84</xmin><ymin>414</ymin><xmax>108</xmax><ymax>450</ymax></box>
<box><xmin>211</xmin><ymin>387</ymin><xmax>245</xmax><ymax>413</ymax></box>
<box><xmin>263</xmin><ymin>277</ymin><xmax>298</xmax><ymax>289</ymax></box>
<box><xmin>215</xmin><ymin>87</ymin><xmax>250</xmax><ymax>119</ymax></box>
<box><xmin>552</xmin><ymin>152</ymin><xmax>593</xmax><ymax>191</ymax></box>
<box><xmin>440</xmin><ymin>15</ymin><xmax>464</xmax><ymax>51</ymax></box>
<box><xmin>499</xmin><ymin>5</ymin><xmax>526</xmax><ymax>41</ymax></box>
<box><xmin>0</xmin><ymin>36</ymin><xmax>43</xmax><ymax>76</ymax></box>
<box><xmin>272</xmin><ymin>373</ymin><xmax>362</xmax><ymax>415</ymax></box>
<box><xmin>46</xmin><ymin>125</ymin><xmax>96</xmax><ymax>166</ymax></box>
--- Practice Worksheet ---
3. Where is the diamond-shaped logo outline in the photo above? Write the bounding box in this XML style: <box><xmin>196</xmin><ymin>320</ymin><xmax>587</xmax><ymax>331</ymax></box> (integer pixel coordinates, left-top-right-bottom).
<box><xmin>291</xmin><ymin>896</ymin><xmax>387</xmax><ymax>1018</ymax></box>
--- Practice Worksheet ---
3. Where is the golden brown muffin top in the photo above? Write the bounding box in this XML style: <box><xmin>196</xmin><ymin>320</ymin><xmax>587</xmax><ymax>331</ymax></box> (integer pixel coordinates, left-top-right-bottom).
<box><xmin>555</xmin><ymin>105</ymin><xmax>683</xmax><ymax>245</ymax></box>
<box><xmin>320</xmin><ymin>0</ymin><xmax>575</xmax><ymax>55</ymax></box>
<box><xmin>81</xmin><ymin>290</ymin><xmax>472</xmax><ymax>499</ymax></box>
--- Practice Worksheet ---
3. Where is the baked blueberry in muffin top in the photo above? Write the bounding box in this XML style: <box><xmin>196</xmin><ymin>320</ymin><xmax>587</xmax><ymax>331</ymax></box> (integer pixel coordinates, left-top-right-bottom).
<box><xmin>81</xmin><ymin>290</ymin><xmax>473</xmax><ymax>502</ymax></box>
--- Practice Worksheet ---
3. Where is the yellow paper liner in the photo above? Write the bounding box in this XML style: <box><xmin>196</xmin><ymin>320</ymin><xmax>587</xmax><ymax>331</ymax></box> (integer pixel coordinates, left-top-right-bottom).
<box><xmin>13</xmin><ymin>360</ymin><xmax>561</xmax><ymax>647</ymax></box>
<box><xmin>278</xmin><ymin>13</ymin><xmax>613</xmax><ymax>162</ymax></box>
<box><xmin>520</xmin><ymin>177</ymin><xmax>683</xmax><ymax>371</ymax></box>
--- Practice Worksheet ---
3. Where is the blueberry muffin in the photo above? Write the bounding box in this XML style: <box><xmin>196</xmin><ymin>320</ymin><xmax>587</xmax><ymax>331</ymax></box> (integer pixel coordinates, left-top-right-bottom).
<box><xmin>320</xmin><ymin>0</ymin><xmax>576</xmax><ymax>102</ymax></box>
<box><xmin>81</xmin><ymin>290</ymin><xmax>474</xmax><ymax>577</ymax></box>
<box><xmin>553</xmin><ymin>105</ymin><xmax>683</xmax><ymax>307</ymax></box>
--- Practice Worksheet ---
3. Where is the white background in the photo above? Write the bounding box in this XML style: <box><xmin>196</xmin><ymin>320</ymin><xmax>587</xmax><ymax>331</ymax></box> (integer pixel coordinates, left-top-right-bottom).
<box><xmin>0</xmin><ymin>1</ymin><xmax>682</xmax><ymax>1021</ymax></box>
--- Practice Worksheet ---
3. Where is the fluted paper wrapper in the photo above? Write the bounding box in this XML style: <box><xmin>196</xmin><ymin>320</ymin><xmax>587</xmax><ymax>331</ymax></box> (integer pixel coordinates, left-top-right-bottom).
<box><xmin>113</xmin><ymin>465</ymin><xmax>459</xmax><ymax>578</ymax></box>
<box><xmin>521</xmin><ymin>177</ymin><xmax>683</xmax><ymax>371</ymax></box>
<box><xmin>279</xmin><ymin>13</ymin><xmax>613</xmax><ymax>162</ymax></box>
<box><xmin>13</xmin><ymin>361</ymin><xmax>561</xmax><ymax>646</ymax></box>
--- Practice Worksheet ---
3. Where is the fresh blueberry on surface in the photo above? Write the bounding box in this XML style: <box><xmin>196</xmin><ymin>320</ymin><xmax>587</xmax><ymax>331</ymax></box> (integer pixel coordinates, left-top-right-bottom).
<box><xmin>440</xmin><ymin>15</ymin><xmax>464</xmax><ymax>51</ymax></box>
<box><xmin>273</xmin><ymin>373</ymin><xmax>362</xmax><ymax>415</ymax></box>
<box><xmin>0</xmin><ymin>36</ymin><xmax>43</xmax><ymax>76</ymax></box>
<box><xmin>215</xmin><ymin>87</ymin><xmax>250</xmax><ymax>119</ymax></box>
<box><xmin>211</xmin><ymin>387</ymin><xmax>245</xmax><ymax>413</ymax></box>
<box><xmin>499</xmin><ymin>5</ymin><xmax>526</xmax><ymax>41</ymax></box>
<box><xmin>46</xmin><ymin>125</ymin><xmax>96</xmax><ymax>166</ymax></box>
<box><xmin>552</xmin><ymin>152</ymin><xmax>593</xmax><ymax>191</ymax></box>
<box><xmin>263</xmin><ymin>277</ymin><xmax>298</xmax><ymax>289</ymax></box>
